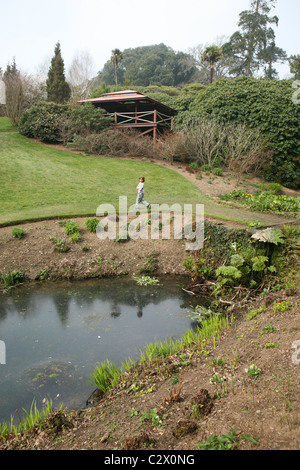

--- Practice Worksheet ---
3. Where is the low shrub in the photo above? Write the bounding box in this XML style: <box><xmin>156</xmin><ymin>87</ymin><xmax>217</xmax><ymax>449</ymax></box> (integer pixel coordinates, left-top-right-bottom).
<box><xmin>63</xmin><ymin>220</ymin><xmax>80</xmax><ymax>235</ymax></box>
<box><xmin>85</xmin><ymin>218</ymin><xmax>100</xmax><ymax>233</ymax></box>
<box><xmin>50</xmin><ymin>237</ymin><xmax>70</xmax><ymax>253</ymax></box>
<box><xmin>1</xmin><ymin>269</ymin><xmax>24</xmax><ymax>288</ymax></box>
<box><xmin>12</xmin><ymin>227</ymin><xmax>25</xmax><ymax>239</ymax></box>
<box><xmin>18</xmin><ymin>101</ymin><xmax>68</xmax><ymax>143</ymax></box>
<box><xmin>212</xmin><ymin>168</ymin><xmax>223</xmax><ymax>176</ymax></box>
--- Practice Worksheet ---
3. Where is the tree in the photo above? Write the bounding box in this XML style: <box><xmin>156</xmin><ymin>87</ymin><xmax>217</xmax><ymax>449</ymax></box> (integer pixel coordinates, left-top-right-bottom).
<box><xmin>3</xmin><ymin>59</ymin><xmax>24</xmax><ymax>125</ymax></box>
<box><xmin>110</xmin><ymin>49</ymin><xmax>123</xmax><ymax>86</ymax></box>
<box><xmin>289</xmin><ymin>54</ymin><xmax>300</xmax><ymax>79</ymax></box>
<box><xmin>189</xmin><ymin>37</ymin><xmax>230</xmax><ymax>85</ymax></box>
<box><xmin>201</xmin><ymin>45</ymin><xmax>223</xmax><ymax>84</ymax></box>
<box><xmin>223</xmin><ymin>0</ymin><xmax>286</xmax><ymax>77</ymax></box>
<box><xmin>95</xmin><ymin>44</ymin><xmax>198</xmax><ymax>88</ymax></box>
<box><xmin>67</xmin><ymin>50</ymin><xmax>96</xmax><ymax>101</ymax></box>
<box><xmin>47</xmin><ymin>42</ymin><xmax>71</xmax><ymax>103</ymax></box>
<box><xmin>260</xmin><ymin>40</ymin><xmax>287</xmax><ymax>79</ymax></box>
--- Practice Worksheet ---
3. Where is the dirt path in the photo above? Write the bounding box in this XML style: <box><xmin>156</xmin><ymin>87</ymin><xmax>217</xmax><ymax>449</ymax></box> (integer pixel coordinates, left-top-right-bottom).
<box><xmin>154</xmin><ymin>160</ymin><xmax>299</xmax><ymax>228</ymax></box>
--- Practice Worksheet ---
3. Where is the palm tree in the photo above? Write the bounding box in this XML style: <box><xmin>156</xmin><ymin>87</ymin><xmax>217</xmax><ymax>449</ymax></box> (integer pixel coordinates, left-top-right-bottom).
<box><xmin>110</xmin><ymin>49</ymin><xmax>123</xmax><ymax>86</ymax></box>
<box><xmin>201</xmin><ymin>46</ymin><xmax>223</xmax><ymax>84</ymax></box>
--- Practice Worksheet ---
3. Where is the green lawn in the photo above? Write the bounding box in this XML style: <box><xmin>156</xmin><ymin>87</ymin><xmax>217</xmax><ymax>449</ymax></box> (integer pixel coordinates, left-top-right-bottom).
<box><xmin>0</xmin><ymin>118</ymin><xmax>207</xmax><ymax>225</ymax></box>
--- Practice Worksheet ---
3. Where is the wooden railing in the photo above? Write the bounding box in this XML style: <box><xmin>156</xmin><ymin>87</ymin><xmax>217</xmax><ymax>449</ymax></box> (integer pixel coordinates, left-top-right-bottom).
<box><xmin>106</xmin><ymin>110</ymin><xmax>173</xmax><ymax>128</ymax></box>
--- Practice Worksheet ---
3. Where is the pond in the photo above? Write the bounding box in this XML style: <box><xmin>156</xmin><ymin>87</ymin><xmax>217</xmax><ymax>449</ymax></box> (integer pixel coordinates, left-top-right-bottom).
<box><xmin>0</xmin><ymin>276</ymin><xmax>202</xmax><ymax>424</ymax></box>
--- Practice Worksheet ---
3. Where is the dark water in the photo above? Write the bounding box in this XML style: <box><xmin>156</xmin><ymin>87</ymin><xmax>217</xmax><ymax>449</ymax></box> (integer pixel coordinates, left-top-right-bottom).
<box><xmin>0</xmin><ymin>277</ymin><xmax>201</xmax><ymax>423</ymax></box>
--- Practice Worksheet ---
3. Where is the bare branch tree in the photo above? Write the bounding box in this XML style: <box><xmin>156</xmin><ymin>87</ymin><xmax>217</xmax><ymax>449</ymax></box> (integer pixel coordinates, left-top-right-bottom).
<box><xmin>67</xmin><ymin>50</ymin><xmax>96</xmax><ymax>101</ymax></box>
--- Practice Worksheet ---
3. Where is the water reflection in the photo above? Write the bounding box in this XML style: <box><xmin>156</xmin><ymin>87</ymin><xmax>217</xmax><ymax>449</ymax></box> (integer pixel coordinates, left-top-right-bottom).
<box><xmin>0</xmin><ymin>277</ymin><xmax>201</xmax><ymax>423</ymax></box>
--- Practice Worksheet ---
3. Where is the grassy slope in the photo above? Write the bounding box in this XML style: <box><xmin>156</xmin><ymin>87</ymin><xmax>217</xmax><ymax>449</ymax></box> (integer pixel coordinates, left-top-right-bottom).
<box><xmin>0</xmin><ymin>118</ymin><xmax>207</xmax><ymax>224</ymax></box>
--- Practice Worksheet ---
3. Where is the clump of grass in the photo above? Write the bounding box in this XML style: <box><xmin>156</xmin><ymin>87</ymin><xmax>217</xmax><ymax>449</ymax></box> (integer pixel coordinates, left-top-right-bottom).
<box><xmin>212</xmin><ymin>168</ymin><xmax>223</xmax><ymax>176</ymax></box>
<box><xmin>12</xmin><ymin>227</ymin><xmax>25</xmax><ymax>239</ymax></box>
<box><xmin>1</xmin><ymin>269</ymin><xmax>24</xmax><ymax>288</ymax></box>
<box><xmin>89</xmin><ymin>313</ymin><xmax>232</xmax><ymax>397</ymax></box>
<box><xmin>0</xmin><ymin>400</ymin><xmax>58</xmax><ymax>441</ymax></box>
<box><xmin>89</xmin><ymin>359</ymin><xmax>122</xmax><ymax>393</ymax></box>
<box><xmin>85</xmin><ymin>218</ymin><xmax>100</xmax><ymax>233</ymax></box>
<box><xmin>273</xmin><ymin>300</ymin><xmax>290</xmax><ymax>313</ymax></box>
<box><xmin>247</xmin><ymin>304</ymin><xmax>266</xmax><ymax>321</ymax></box>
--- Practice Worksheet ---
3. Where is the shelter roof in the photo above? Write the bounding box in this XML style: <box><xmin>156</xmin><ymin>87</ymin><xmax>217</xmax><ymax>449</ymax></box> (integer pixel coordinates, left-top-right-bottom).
<box><xmin>78</xmin><ymin>90</ymin><xmax>177</xmax><ymax>115</ymax></box>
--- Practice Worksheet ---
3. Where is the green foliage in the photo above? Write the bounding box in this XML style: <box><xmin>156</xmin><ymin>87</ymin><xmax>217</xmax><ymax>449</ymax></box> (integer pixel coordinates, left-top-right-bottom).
<box><xmin>85</xmin><ymin>218</ymin><xmax>100</xmax><ymax>233</ymax></box>
<box><xmin>188</xmin><ymin>305</ymin><xmax>215</xmax><ymax>324</ymax></box>
<box><xmin>50</xmin><ymin>237</ymin><xmax>70</xmax><ymax>252</ymax></box>
<box><xmin>95</xmin><ymin>43</ymin><xmax>198</xmax><ymax>87</ymax></box>
<box><xmin>197</xmin><ymin>428</ymin><xmax>258</xmax><ymax>450</ymax></box>
<box><xmin>215</xmin><ymin>266</ymin><xmax>242</xmax><ymax>293</ymax></box>
<box><xmin>289</xmin><ymin>54</ymin><xmax>300</xmax><ymax>79</ymax></box>
<box><xmin>12</xmin><ymin>227</ymin><xmax>25</xmax><ymax>239</ymax></box>
<box><xmin>187</xmin><ymin>77</ymin><xmax>300</xmax><ymax>188</ymax></box>
<box><xmin>251</xmin><ymin>228</ymin><xmax>286</xmax><ymax>246</ymax></box>
<box><xmin>201</xmin><ymin>164</ymin><xmax>211</xmax><ymax>172</ymax></box>
<box><xmin>216</xmin><ymin>265</ymin><xmax>242</xmax><ymax>280</ymax></box>
<box><xmin>69</xmin><ymin>103</ymin><xmax>112</xmax><ymax>134</ymax></box>
<box><xmin>0</xmin><ymin>400</ymin><xmax>57</xmax><ymax>440</ymax></box>
<box><xmin>223</xmin><ymin>0</ymin><xmax>286</xmax><ymax>78</ymax></box>
<box><xmin>133</xmin><ymin>275</ymin><xmax>160</xmax><ymax>286</ymax></box>
<box><xmin>89</xmin><ymin>359</ymin><xmax>121</xmax><ymax>393</ymax></box>
<box><xmin>247</xmin><ymin>304</ymin><xmax>266</xmax><ymax>320</ymax></box>
<box><xmin>140</xmin><ymin>408</ymin><xmax>165</xmax><ymax>427</ymax></box>
<box><xmin>245</xmin><ymin>364</ymin><xmax>261</xmax><ymax>379</ymax></box>
<box><xmin>222</xmin><ymin>189</ymin><xmax>300</xmax><ymax>215</ymax></box>
<box><xmin>1</xmin><ymin>269</ymin><xmax>24</xmax><ymax>288</ymax></box>
<box><xmin>70</xmin><ymin>232</ymin><xmax>81</xmax><ymax>243</ymax></box>
<box><xmin>114</xmin><ymin>232</ymin><xmax>130</xmax><ymax>243</ymax></box>
<box><xmin>189</xmin><ymin>162</ymin><xmax>198</xmax><ymax>170</ymax></box>
<box><xmin>46</xmin><ymin>42</ymin><xmax>71</xmax><ymax>103</ymax></box>
<box><xmin>63</xmin><ymin>220</ymin><xmax>80</xmax><ymax>235</ymax></box>
<box><xmin>273</xmin><ymin>300</ymin><xmax>290</xmax><ymax>313</ymax></box>
<box><xmin>182</xmin><ymin>256</ymin><xmax>212</xmax><ymax>282</ymax></box>
<box><xmin>212</xmin><ymin>167</ymin><xmax>223</xmax><ymax>176</ymax></box>
<box><xmin>18</xmin><ymin>101</ymin><xmax>111</xmax><ymax>145</ymax></box>
<box><xmin>251</xmin><ymin>256</ymin><xmax>269</xmax><ymax>272</ymax></box>
<box><xmin>18</xmin><ymin>101</ymin><xmax>68</xmax><ymax>143</ymax></box>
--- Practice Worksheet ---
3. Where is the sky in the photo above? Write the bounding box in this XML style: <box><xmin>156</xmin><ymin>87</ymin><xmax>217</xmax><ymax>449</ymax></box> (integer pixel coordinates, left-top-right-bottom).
<box><xmin>0</xmin><ymin>0</ymin><xmax>299</xmax><ymax>79</ymax></box>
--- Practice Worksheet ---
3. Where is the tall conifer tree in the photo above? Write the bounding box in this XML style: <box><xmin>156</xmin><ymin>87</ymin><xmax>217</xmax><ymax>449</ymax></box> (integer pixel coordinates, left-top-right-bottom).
<box><xmin>47</xmin><ymin>42</ymin><xmax>71</xmax><ymax>103</ymax></box>
<box><xmin>223</xmin><ymin>0</ymin><xmax>286</xmax><ymax>77</ymax></box>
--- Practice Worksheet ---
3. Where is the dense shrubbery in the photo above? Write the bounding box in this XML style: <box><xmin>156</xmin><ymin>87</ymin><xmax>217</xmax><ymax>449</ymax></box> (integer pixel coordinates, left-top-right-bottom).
<box><xmin>180</xmin><ymin>77</ymin><xmax>300</xmax><ymax>189</ymax></box>
<box><xmin>157</xmin><ymin>119</ymin><xmax>271</xmax><ymax>176</ymax></box>
<box><xmin>18</xmin><ymin>101</ymin><xmax>112</xmax><ymax>144</ymax></box>
<box><xmin>183</xmin><ymin>222</ymin><xmax>299</xmax><ymax>296</ymax></box>
<box><xmin>18</xmin><ymin>101</ymin><xmax>68</xmax><ymax>143</ymax></box>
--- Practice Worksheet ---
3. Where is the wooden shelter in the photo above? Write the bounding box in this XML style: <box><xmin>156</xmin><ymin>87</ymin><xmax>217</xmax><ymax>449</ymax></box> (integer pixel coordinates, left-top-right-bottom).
<box><xmin>78</xmin><ymin>90</ymin><xmax>177</xmax><ymax>151</ymax></box>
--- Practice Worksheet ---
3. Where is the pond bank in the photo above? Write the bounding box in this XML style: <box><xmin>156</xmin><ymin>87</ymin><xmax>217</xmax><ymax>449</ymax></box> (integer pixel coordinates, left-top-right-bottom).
<box><xmin>0</xmin><ymin>216</ymin><xmax>299</xmax><ymax>450</ymax></box>
<box><xmin>1</xmin><ymin>285</ymin><xmax>299</xmax><ymax>450</ymax></box>
<box><xmin>0</xmin><ymin>214</ymin><xmax>255</xmax><ymax>287</ymax></box>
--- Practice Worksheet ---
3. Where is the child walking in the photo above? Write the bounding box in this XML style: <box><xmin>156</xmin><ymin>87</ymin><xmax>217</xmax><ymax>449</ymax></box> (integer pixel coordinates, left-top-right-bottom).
<box><xmin>135</xmin><ymin>176</ymin><xmax>151</xmax><ymax>210</ymax></box>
